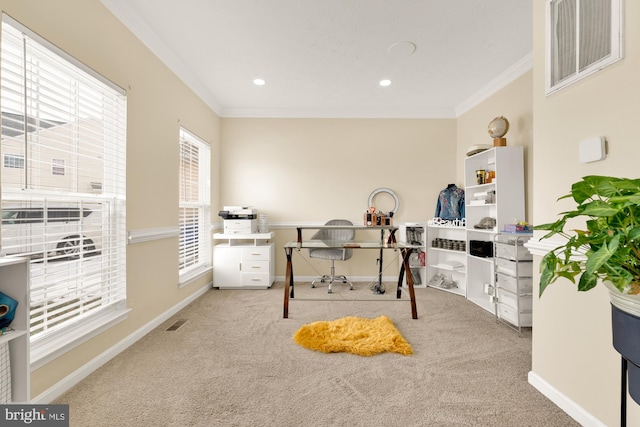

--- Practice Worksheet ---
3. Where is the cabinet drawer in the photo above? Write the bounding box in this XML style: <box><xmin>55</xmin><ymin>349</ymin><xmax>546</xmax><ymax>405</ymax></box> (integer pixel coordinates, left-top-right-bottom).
<box><xmin>498</xmin><ymin>303</ymin><xmax>532</xmax><ymax>327</ymax></box>
<box><xmin>241</xmin><ymin>246</ymin><xmax>271</xmax><ymax>261</ymax></box>
<box><xmin>496</xmin><ymin>273</ymin><xmax>532</xmax><ymax>294</ymax></box>
<box><xmin>241</xmin><ymin>273</ymin><xmax>271</xmax><ymax>287</ymax></box>
<box><xmin>496</xmin><ymin>258</ymin><xmax>532</xmax><ymax>277</ymax></box>
<box><xmin>240</xmin><ymin>260</ymin><xmax>270</xmax><ymax>273</ymax></box>
<box><xmin>496</xmin><ymin>289</ymin><xmax>532</xmax><ymax>311</ymax></box>
<box><xmin>495</xmin><ymin>242</ymin><xmax>532</xmax><ymax>261</ymax></box>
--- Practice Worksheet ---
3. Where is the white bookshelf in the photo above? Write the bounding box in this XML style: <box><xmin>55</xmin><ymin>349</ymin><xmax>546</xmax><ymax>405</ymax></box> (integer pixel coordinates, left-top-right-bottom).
<box><xmin>464</xmin><ymin>147</ymin><xmax>525</xmax><ymax>313</ymax></box>
<box><xmin>426</xmin><ymin>223</ymin><xmax>467</xmax><ymax>296</ymax></box>
<box><xmin>0</xmin><ymin>256</ymin><xmax>30</xmax><ymax>403</ymax></box>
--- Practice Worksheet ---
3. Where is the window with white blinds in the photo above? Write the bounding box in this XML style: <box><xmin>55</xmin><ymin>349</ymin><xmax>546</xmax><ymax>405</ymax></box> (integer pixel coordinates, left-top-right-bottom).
<box><xmin>178</xmin><ymin>128</ymin><xmax>211</xmax><ymax>282</ymax></box>
<box><xmin>546</xmin><ymin>0</ymin><xmax>623</xmax><ymax>95</ymax></box>
<box><xmin>0</xmin><ymin>16</ymin><xmax>127</xmax><ymax>356</ymax></box>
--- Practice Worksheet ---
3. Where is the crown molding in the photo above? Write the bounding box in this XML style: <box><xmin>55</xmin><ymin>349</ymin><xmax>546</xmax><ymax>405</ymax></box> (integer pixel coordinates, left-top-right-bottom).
<box><xmin>220</xmin><ymin>106</ymin><xmax>457</xmax><ymax>119</ymax></box>
<box><xmin>99</xmin><ymin>0</ymin><xmax>222</xmax><ymax>115</ymax></box>
<box><xmin>454</xmin><ymin>52</ymin><xmax>533</xmax><ymax>117</ymax></box>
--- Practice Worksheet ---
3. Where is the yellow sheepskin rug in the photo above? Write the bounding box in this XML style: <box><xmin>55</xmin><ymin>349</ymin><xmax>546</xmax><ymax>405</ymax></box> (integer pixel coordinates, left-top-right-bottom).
<box><xmin>292</xmin><ymin>315</ymin><xmax>413</xmax><ymax>356</ymax></box>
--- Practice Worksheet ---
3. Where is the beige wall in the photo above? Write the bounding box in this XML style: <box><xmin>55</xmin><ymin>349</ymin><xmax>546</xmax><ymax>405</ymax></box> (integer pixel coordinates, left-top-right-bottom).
<box><xmin>220</xmin><ymin>118</ymin><xmax>457</xmax><ymax>277</ymax></box>
<box><xmin>456</xmin><ymin>71</ymin><xmax>534</xmax><ymax>225</ymax></box>
<box><xmin>0</xmin><ymin>0</ymin><xmax>221</xmax><ymax>398</ymax></box>
<box><xmin>531</xmin><ymin>0</ymin><xmax>640</xmax><ymax>425</ymax></box>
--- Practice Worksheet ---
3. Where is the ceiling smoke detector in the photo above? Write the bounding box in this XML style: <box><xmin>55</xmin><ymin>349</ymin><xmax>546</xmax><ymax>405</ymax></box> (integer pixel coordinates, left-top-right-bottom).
<box><xmin>387</xmin><ymin>41</ymin><xmax>417</xmax><ymax>58</ymax></box>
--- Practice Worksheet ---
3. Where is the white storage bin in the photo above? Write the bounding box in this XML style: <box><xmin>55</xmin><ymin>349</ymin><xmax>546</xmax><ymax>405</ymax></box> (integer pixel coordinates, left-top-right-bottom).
<box><xmin>498</xmin><ymin>303</ymin><xmax>532</xmax><ymax>327</ymax></box>
<box><xmin>497</xmin><ymin>289</ymin><xmax>532</xmax><ymax>311</ymax></box>
<box><xmin>496</xmin><ymin>273</ymin><xmax>532</xmax><ymax>294</ymax></box>
<box><xmin>496</xmin><ymin>257</ymin><xmax>532</xmax><ymax>277</ymax></box>
<box><xmin>495</xmin><ymin>242</ymin><xmax>532</xmax><ymax>261</ymax></box>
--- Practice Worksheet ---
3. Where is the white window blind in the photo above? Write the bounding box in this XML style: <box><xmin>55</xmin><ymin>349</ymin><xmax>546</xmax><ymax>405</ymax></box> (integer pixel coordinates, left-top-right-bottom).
<box><xmin>546</xmin><ymin>0</ymin><xmax>623</xmax><ymax>95</ymax></box>
<box><xmin>0</xmin><ymin>16</ymin><xmax>127</xmax><ymax>351</ymax></box>
<box><xmin>179</xmin><ymin>128</ymin><xmax>211</xmax><ymax>281</ymax></box>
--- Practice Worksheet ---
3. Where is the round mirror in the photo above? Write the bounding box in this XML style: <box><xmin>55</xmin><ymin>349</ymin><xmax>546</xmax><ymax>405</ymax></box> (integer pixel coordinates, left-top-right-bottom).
<box><xmin>368</xmin><ymin>188</ymin><xmax>399</xmax><ymax>214</ymax></box>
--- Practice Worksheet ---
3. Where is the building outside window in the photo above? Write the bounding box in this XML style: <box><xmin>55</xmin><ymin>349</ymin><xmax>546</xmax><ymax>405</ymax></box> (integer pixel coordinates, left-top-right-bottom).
<box><xmin>0</xmin><ymin>15</ymin><xmax>127</xmax><ymax>364</ymax></box>
<box><xmin>51</xmin><ymin>158</ymin><xmax>65</xmax><ymax>176</ymax></box>
<box><xmin>3</xmin><ymin>153</ymin><xmax>24</xmax><ymax>169</ymax></box>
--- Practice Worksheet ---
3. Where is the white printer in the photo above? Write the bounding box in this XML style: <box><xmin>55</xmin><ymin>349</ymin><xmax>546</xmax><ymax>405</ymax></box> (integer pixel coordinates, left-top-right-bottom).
<box><xmin>218</xmin><ymin>206</ymin><xmax>258</xmax><ymax>234</ymax></box>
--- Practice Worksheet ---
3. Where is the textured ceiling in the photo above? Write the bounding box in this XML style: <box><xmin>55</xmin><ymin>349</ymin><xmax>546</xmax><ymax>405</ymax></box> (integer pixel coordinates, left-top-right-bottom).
<box><xmin>100</xmin><ymin>0</ymin><xmax>533</xmax><ymax>118</ymax></box>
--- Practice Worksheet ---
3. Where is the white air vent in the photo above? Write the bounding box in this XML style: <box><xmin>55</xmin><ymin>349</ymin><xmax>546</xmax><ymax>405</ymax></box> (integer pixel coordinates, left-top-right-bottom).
<box><xmin>546</xmin><ymin>0</ymin><xmax>623</xmax><ymax>95</ymax></box>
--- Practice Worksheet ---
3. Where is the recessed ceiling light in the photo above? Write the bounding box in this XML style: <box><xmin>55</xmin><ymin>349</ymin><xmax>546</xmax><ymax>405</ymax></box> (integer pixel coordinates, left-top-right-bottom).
<box><xmin>253</xmin><ymin>78</ymin><xmax>266</xmax><ymax>86</ymax></box>
<box><xmin>379</xmin><ymin>79</ymin><xmax>392</xmax><ymax>87</ymax></box>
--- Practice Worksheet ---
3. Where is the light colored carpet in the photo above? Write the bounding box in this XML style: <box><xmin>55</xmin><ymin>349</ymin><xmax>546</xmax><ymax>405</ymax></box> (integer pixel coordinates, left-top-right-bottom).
<box><xmin>54</xmin><ymin>281</ymin><xmax>580</xmax><ymax>426</ymax></box>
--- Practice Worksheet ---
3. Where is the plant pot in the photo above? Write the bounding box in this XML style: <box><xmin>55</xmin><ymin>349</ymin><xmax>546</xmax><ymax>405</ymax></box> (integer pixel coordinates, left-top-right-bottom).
<box><xmin>605</xmin><ymin>281</ymin><xmax>640</xmax><ymax>319</ymax></box>
<box><xmin>607</xmin><ymin>281</ymin><xmax>640</xmax><ymax>405</ymax></box>
<box><xmin>611</xmin><ymin>304</ymin><xmax>640</xmax><ymax>405</ymax></box>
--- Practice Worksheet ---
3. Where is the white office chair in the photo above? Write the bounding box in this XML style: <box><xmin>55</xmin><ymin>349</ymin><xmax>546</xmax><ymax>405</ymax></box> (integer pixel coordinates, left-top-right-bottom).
<box><xmin>308</xmin><ymin>219</ymin><xmax>355</xmax><ymax>293</ymax></box>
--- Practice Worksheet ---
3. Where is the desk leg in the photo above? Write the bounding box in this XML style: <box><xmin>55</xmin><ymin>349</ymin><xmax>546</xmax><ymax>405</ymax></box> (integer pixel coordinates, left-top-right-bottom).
<box><xmin>397</xmin><ymin>259</ymin><xmax>405</xmax><ymax>299</ymax></box>
<box><xmin>400</xmin><ymin>248</ymin><xmax>418</xmax><ymax>319</ymax></box>
<box><xmin>283</xmin><ymin>247</ymin><xmax>294</xmax><ymax>319</ymax></box>
<box><xmin>369</xmin><ymin>229</ymin><xmax>386</xmax><ymax>294</ymax></box>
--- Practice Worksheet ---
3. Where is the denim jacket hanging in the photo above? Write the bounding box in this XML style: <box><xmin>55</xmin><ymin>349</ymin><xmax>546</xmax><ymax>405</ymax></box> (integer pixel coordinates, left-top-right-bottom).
<box><xmin>434</xmin><ymin>184</ymin><xmax>465</xmax><ymax>221</ymax></box>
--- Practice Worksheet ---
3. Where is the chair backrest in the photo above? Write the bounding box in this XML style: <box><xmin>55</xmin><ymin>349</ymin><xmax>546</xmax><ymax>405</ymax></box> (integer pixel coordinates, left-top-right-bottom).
<box><xmin>311</xmin><ymin>219</ymin><xmax>355</xmax><ymax>241</ymax></box>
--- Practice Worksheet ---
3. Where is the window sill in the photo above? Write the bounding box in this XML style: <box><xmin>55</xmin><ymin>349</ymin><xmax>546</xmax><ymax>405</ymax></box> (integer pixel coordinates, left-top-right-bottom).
<box><xmin>30</xmin><ymin>307</ymin><xmax>130</xmax><ymax>370</ymax></box>
<box><xmin>179</xmin><ymin>264</ymin><xmax>212</xmax><ymax>288</ymax></box>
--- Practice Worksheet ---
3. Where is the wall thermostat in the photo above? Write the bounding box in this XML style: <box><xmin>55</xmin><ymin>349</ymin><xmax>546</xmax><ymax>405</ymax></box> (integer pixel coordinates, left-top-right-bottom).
<box><xmin>579</xmin><ymin>136</ymin><xmax>606</xmax><ymax>163</ymax></box>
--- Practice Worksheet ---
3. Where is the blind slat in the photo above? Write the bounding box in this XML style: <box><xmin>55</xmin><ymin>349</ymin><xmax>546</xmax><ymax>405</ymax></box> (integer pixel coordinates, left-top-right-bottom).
<box><xmin>1</xmin><ymin>18</ymin><xmax>127</xmax><ymax>341</ymax></box>
<box><xmin>178</xmin><ymin>128</ymin><xmax>211</xmax><ymax>274</ymax></box>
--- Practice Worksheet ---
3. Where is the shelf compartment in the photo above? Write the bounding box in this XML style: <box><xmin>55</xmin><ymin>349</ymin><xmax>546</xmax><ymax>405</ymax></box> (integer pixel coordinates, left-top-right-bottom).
<box><xmin>468</xmin><ymin>201</ymin><xmax>496</xmax><ymax>207</ymax></box>
<box><xmin>0</xmin><ymin>329</ymin><xmax>28</xmax><ymax>345</ymax></box>
<box><xmin>428</xmin><ymin>247</ymin><xmax>465</xmax><ymax>255</ymax></box>
<box><xmin>467</xmin><ymin>254</ymin><xmax>494</xmax><ymax>263</ymax></box>
<box><xmin>467</xmin><ymin>228</ymin><xmax>497</xmax><ymax>234</ymax></box>
<box><xmin>429</xmin><ymin>262</ymin><xmax>465</xmax><ymax>271</ymax></box>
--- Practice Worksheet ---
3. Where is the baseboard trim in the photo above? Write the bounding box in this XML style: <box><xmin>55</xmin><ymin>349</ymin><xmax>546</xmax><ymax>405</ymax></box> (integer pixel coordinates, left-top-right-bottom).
<box><xmin>31</xmin><ymin>281</ymin><xmax>213</xmax><ymax>403</ymax></box>
<box><xmin>528</xmin><ymin>371</ymin><xmax>606</xmax><ymax>426</ymax></box>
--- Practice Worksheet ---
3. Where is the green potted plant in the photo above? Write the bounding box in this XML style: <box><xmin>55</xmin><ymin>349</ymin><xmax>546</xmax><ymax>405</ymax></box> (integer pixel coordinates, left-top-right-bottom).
<box><xmin>535</xmin><ymin>175</ymin><xmax>640</xmax><ymax>299</ymax></box>
<box><xmin>534</xmin><ymin>175</ymin><xmax>640</xmax><ymax>405</ymax></box>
